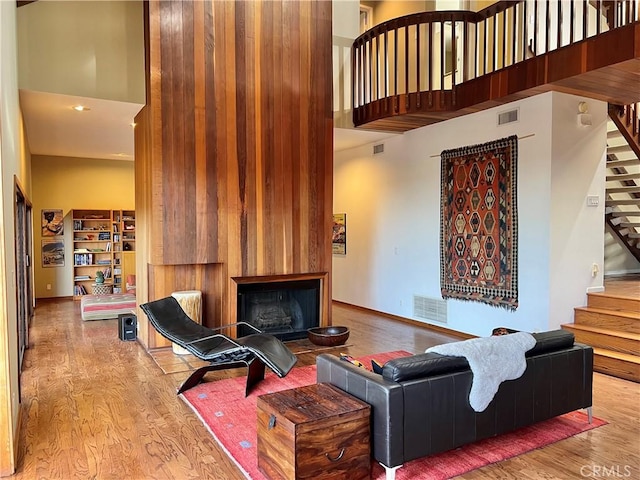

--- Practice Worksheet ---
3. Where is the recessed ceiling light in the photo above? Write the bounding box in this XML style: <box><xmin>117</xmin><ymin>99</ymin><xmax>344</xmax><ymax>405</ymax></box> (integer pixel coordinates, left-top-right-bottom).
<box><xmin>73</xmin><ymin>105</ymin><xmax>90</xmax><ymax>112</ymax></box>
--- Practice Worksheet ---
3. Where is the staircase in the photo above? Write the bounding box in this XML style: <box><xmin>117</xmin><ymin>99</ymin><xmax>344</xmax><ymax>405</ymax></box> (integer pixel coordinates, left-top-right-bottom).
<box><xmin>561</xmin><ymin>104</ymin><xmax>640</xmax><ymax>383</ymax></box>
<box><xmin>563</xmin><ymin>288</ymin><xmax>640</xmax><ymax>382</ymax></box>
<box><xmin>606</xmin><ymin>104</ymin><xmax>640</xmax><ymax>263</ymax></box>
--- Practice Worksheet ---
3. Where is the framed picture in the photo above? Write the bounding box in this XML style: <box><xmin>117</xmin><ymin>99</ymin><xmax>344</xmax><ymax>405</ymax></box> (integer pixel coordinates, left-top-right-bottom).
<box><xmin>42</xmin><ymin>239</ymin><xmax>65</xmax><ymax>267</ymax></box>
<box><xmin>332</xmin><ymin>213</ymin><xmax>346</xmax><ymax>255</ymax></box>
<box><xmin>42</xmin><ymin>209</ymin><xmax>64</xmax><ymax>236</ymax></box>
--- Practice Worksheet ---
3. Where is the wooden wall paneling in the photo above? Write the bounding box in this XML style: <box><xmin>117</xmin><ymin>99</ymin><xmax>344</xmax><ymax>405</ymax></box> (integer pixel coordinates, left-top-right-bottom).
<box><xmin>137</xmin><ymin>0</ymin><xmax>334</xmax><ymax>347</ymax></box>
<box><xmin>147</xmin><ymin>263</ymin><xmax>224</xmax><ymax>349</ymax></box>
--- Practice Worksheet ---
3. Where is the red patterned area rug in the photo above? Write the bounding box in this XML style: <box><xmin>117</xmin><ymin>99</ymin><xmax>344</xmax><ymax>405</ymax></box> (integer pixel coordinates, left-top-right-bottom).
<box><xmin>181</xmin><ymin>351</ymin><xmax>605</xmax><ymax>480</ymax></box>
<box><xmin>440</xmin><ymin>135</ymin><xmax>519</xmax><ymax>310</ymax></box>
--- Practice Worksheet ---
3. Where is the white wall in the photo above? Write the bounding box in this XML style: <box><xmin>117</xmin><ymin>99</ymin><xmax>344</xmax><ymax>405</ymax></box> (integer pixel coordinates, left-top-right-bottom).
<box><xmin>333</xmin><ymin>91</ymin><xmax>607</xmax><ymax>337</ymax></box>
<box><xmin>604</xmin><ymin>227</ymin><xmax>640</xmax><ymax>275</ymax></box>
<box><xmin>17</xmin><ymin>0</ymin><xmax>145</xmax><ymax>104</ymax></box>
<box><xmin>549</xmin><ymin>95</ymin><xmax>607</xmax><ymax>326</ymax></box>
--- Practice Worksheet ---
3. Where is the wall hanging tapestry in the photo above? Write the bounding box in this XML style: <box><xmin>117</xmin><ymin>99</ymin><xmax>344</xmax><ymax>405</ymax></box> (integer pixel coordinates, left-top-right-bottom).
<box><xmin>440</xmin><ymin>135</ymin><xmax>518</xmax><ymax>311</ymax></box>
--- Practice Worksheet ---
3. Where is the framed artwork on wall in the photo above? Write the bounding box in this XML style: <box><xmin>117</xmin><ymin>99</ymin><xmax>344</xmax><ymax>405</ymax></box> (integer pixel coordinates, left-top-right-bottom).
<box><xmin>42</xmin><ymin>209</ymin><xmax>64</xmax><ymax>236</ymax></box>
<box><xmin>332</xmin><ymin>213</ymin><xmax>346</xmax><ymax>255</ymax></box>
<box><xmin>42</xmin><ymin>239</ymin><xmax>65</xmax><ymax>267</ymax></box>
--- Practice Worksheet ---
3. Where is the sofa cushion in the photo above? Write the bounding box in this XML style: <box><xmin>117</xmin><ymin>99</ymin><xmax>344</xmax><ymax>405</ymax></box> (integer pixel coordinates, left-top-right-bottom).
<box><xmin>382</xmin><ymin>330</ymin><xmax>575</xmax><ymax>382</ymax></box>
<box><xmin>382</xmin><ymin>352</ymin><xmax>469</xmax><ymax>382</ymax></box>
<box><xmin>527</xmin><ymin>330</ymin><xmax>574</xmax><ymax>356</ymax></box>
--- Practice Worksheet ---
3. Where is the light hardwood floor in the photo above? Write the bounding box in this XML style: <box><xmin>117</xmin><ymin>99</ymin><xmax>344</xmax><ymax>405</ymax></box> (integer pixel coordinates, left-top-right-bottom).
<box><xmin>11</xmin><ymin>296</ymin><xmax>640</xmax><ymax>479</ymax></box>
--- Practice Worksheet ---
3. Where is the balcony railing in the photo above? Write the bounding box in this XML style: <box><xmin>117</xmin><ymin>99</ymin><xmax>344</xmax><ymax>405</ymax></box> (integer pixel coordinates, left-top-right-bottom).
<box><xmin>352</xmin><ymin>0</ymin><xmax>639</xmax><ymax>126</ymax></box>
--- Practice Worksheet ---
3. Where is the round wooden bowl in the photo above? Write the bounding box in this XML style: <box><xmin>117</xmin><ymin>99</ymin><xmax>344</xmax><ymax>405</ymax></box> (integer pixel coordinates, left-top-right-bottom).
<box><xmin>307</xmin><ymin>326</ymin><xmax>350</xmax><ymax>347</ymax></box>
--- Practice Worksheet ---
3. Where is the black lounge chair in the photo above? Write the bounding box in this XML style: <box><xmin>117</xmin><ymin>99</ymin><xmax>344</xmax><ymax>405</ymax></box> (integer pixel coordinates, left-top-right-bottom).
<box><xmin>140</xmin><ymin>296</ymin><xmax>298</xmax><ymax>396</ymax></box>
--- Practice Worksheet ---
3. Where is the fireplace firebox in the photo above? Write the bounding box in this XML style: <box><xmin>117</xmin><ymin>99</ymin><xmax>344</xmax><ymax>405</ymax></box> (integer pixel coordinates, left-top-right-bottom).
<box><xmin>237</xmin><ymin>279</ymin><xmax>320</xmax><ymax>341</ymax></box>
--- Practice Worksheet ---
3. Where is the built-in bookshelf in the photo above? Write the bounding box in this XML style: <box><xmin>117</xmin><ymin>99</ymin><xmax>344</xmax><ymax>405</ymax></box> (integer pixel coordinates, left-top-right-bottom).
<box><xmin>111</xmin><ymin>210</ymin><xmax>135</xmax><ymax>293</ymax></box>
<box><xmin>73</xmin><ymin>209</ymin><xmax>135</xmax><ymax>298</ymax></box>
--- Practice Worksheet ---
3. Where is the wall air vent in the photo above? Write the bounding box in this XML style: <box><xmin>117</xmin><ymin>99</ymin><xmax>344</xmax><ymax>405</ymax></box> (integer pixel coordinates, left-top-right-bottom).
<box><xmin>373</xmin><ymin>143</ymin><xmax>384</xmax><ymax>154</ymax></box>
<box><xmin>497</xmin><ymin>108</ymin><xmax>519</xmax><ymax>125</ymax></box>
<box><xmin>413</xmin><ymin>295</ymin><xmax>447</xmax><ymax>324</ymax></box>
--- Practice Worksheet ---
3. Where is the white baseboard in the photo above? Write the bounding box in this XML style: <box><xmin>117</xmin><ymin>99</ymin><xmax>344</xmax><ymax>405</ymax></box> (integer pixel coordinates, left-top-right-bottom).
<box><xmin>604</xmin><ymin>269</ymin><xmax>640</xmax><ymax>277</ymax></box>
<box><xmin>586</xmin><ymin>286</ymin><xmax>605</xmax><ymax>293</ymax></box>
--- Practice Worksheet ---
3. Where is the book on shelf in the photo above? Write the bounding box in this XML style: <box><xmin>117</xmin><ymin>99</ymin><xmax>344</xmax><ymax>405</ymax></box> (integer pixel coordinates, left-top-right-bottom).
<box><xmin>74</xmin><ymin>284</ymin><xmax>88</xmax><ymax>296</ymax></box>
<box><xmin>106</xmin><ymin>242</ymin><xmax>112</xmax><ymax>252</ymax></box>
<box><xmin>74</xmin><ymin>275</ymin><xmax>91</xmax><ymax>281</ymax></box>
<box><xmin>74</xmin><ymin>253</ymin><xmax>94</xmax><ymax>266</ymax></box>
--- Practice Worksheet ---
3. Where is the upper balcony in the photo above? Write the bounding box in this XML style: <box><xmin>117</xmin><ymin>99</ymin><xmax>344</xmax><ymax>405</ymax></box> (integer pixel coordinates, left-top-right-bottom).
<box><xmin>351</xmin><ymin>0</ymin><xmax>640</xmax><ymax>132</ymax></box>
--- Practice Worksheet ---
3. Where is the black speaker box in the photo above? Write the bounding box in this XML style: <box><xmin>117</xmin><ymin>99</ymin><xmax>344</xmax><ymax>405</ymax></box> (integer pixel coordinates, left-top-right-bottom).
<box><xmin>118</xmin><ymin>313</ymin><xmax>137</xmax><ymax>341</ymax></box>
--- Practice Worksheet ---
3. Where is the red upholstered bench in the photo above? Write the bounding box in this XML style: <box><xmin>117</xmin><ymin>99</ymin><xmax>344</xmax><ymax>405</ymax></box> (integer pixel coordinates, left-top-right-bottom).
<box><xmin>81</xmin><ymin>293</ymin><xmax>136</xmax><ymax>321</ymax></box>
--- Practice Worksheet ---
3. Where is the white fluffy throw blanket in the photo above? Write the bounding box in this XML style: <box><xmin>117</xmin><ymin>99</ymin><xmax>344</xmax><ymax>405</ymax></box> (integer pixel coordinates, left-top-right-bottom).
<box><xmin>426</xmin><ymin>332</ymin><xmax>536</xmax><ymax>412</ymax></box>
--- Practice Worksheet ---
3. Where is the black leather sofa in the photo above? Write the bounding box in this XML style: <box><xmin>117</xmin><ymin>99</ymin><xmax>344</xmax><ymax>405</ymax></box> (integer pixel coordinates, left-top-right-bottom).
<box><xmin>316</xmin><ymin>330</ymin><xmax>593</xmax><ymax>480</ymax></box>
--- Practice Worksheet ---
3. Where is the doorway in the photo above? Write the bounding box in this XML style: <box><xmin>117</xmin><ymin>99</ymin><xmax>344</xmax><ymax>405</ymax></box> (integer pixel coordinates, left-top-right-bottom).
<box><xmin>15</xmin><ymin>179</ymin><xmax>34</xmax><ymax>389</ymax></box>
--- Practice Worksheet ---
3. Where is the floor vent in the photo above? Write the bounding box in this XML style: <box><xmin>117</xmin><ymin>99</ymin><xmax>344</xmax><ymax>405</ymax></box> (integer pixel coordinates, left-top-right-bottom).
<box><xmin>413</xmin><ymin>295</ymin><xmax>447</xmax><ymax>324</ymax></box>
<box><xmin>498</xmin><ymin>108</ymin><xmax>519</xmax><ymax>125</ymax></box>
<box><xmin>373</xmin><ymin>143</ymin><xmax>384</xmax><ymax>154</ymax></box>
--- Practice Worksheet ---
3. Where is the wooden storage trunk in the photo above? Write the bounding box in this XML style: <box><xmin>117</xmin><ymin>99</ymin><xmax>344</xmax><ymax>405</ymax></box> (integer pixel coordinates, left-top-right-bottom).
<box><xmin>257</xmin><ymin>383</ymin><xmax>371</xmax><ymax>480</ymax></box>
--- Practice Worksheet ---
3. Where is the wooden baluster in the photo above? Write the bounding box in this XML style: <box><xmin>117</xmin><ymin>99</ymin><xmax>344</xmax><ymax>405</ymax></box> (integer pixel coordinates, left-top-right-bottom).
<box><xmin>545</xmin><ymin>0</ymin><xmax>550</xmax><ymax>53</ymax></box>
<box><xmin>570</xmin><ymin>0</ymin><xmax>575</xmax><ymax>43</ymax></box>
<box><xmin>351</xmin><ymin>44</ymin><xmax>360</xmax><ymax>113</ymax></box>
<box><xmin>368</xmin><ymin>40</ymin><xmax>372</xmax><ymax>107</ymax></box>
<box><xmin>534</xmin><ymin>0</ymin><xmax>538</xmax><ymax>56</ymax></box>
<box><xmin>394</xmin><ymin>26</ymin><xmax>398</xmax><ymax>111</ymax></box>
<box><xmin>405</xmin><ymin>23</ymin><xmax>410</xmax><ymax>109</ymax></box>
<box><xmin>384</xmin><ymin>30</ymin><xmax>388</xmax><ymax>109</ymax></box>
<box><xmin>416</xmin><ymin>22</ymin><xmax>421</xmax><ymax>108</ymax></box>
<box><xmin>523</xmin><ymin>0</ymin><xmax>527</xmax><ymax>61</ymax></box>
<box><xmin>428</xmin><ymin>21</ymin><xmax>433</xmax><ymax>103</ymax></box>
<box><xmin>440</xmin><ymin>20</ymin><xmax>445</xmax><ymax>96</ymax></box>
<box><xmin>375</xmin><ymin>34</ymin><xmax>380</xmax><ymax>101</ymax></box>
<box><xmin>558</xmin><ymin>0</ymin><xmax>562</xmax><ymax>48</ymax></box>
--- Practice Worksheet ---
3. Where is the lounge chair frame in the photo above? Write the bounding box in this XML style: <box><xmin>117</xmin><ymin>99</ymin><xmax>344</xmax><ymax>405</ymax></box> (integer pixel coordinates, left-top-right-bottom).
<box><xmin>140</xmin><ymin>296</ymin><xmax>297</xmax><ymax>396</ymax></box>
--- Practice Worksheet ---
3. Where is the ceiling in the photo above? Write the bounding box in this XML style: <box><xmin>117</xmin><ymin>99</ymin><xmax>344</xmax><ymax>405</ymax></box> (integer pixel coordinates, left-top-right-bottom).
<box><xmin>20</xmin><ymin>89</ymin><xmax>398</xmax><ymax>160</ymax></box>
<box><xmin>20</xmin><ymin>89</ymin><xmax>143</xmax><ymax>161</ymax></box>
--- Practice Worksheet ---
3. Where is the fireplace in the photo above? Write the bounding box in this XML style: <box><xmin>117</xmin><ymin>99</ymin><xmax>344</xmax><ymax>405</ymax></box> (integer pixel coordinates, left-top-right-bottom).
<box><xmin>236</xmin><ymin>279</ymin><xmax>320</xmax><ymax>341</ymax></box>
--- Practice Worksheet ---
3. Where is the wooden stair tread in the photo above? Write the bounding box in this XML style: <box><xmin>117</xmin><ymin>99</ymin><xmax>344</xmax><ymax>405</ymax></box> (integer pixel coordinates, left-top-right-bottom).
<box><xmin>593</xmin><ymin>347</ymin><xmax>640</xmax><ymax>363</ymax></box>
<box><xmin>562</xmin><ymin>323</ymin><xmax>640</xmax><ymax>341</ymax></box>
<box><xmin>574</xmin><ymin>306</ymin><xmax>640</xmax><ymax>319</ymax></box>
<box><xmin>589</xmin><ymin>291</ymin><xmax>640</xmax><ymax>302</ymax></box>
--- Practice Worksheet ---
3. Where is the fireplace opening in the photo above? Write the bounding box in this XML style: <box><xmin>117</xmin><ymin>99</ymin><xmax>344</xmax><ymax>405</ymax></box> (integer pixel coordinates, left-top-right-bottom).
<box><xmin>237</xmin><ymin>279</ymin><xmax>320</xmax><ymax>341</ymax></box>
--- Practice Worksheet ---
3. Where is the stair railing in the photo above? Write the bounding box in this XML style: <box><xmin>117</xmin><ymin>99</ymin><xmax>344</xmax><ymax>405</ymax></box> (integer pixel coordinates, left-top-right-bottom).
<box><xmin>353</xmin><ymin>0</ymin><xmax>639</xmax><ymax>125</ymax></box>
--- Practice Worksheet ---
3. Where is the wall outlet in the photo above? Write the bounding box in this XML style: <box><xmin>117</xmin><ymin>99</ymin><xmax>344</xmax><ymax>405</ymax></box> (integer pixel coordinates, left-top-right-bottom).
<box><xmin>46</xmin><ymin>283</ymin><xmax>52</xmax><ymax>290</ymax></box>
